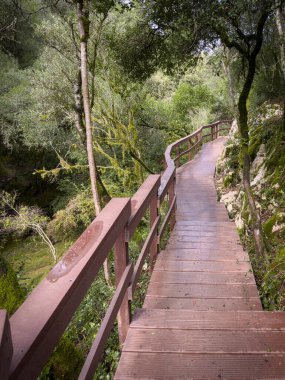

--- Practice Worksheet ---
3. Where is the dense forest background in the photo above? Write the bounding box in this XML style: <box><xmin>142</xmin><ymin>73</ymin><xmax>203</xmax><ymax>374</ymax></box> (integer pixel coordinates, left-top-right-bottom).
<box><xmin>0</xmin><ymin>0</ymin><xmax>284</xmax><ymax>378</ymax></box>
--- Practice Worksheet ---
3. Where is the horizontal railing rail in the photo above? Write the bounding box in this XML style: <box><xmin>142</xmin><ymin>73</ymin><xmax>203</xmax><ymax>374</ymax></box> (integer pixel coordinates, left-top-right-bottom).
<box><xmin>0</xmin><ymin>119</ymin><xmax>232</xmax><ymax>380</ymax></box>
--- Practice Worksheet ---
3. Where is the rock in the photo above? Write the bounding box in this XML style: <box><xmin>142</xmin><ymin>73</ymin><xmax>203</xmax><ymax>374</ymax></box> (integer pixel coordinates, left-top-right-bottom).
<box><xmin>251</xmin><ymin>144</ymin><xmax>266</xmax><ymax>175</ymax></box>
<box><xmin>220</xmin><ymin>190</ymin><xmax>238</xmax><ymax>206</ymax></box>
<box><xmin>235</xmin><ymin>214</ymin><xmax>244</xmax><ymax>230</ymax></box>
<box><xmin>228</xmin><ymin>120</ymin><xmax>238</xmax><ymax>139</ymax></box>
<box><xmin>272</xmin><ymin>224</ymin><xmax>285</xmax><ymax>233</ymax></box>
<box><xmin>251</xmin><ymin>164</ymin><xmax>266</xmax><ymax>188</ymax></box>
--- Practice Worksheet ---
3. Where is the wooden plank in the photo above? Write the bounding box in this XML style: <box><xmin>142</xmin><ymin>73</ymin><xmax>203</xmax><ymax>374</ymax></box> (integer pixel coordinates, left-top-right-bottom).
<box><xmin>150</xmin><ymin>271</ymin><xmax>256</xmax><ymax>285</ymax></box>
<box><xmin>143</xmin><ymin>296</ymin><xmax>262</xmax><ymax>310</ymax></box>
<box><xmin>154</xmin><ymin>260</ymin><xmax>252</xmax><ymax>272</ymax></box>
<box><xmin>146</xmin><ymin>283</ymin><xmax>259</xmax><ymax>298</ymax></box>
<box><xmin>165</xmin><ymin>242</ymin><xmax>244</xmax><ymax>250</ymax></box>
<box><xmin>114</xmin><ymin>226</ymin><xmax>130</xmax><ymax>344</ymax></box>
<box><xmin>0</xmin><ymin>311</ymin><xmax>13</xmax><ymax>380</ymax></box>
<box><xmin>157</xmin><ymin>249</ymin><xmax>249</xmax><ymax>262</ymax></box>
<box><xmin>131</xmin><ymin>309</ymin><xmax>285</xmax><ymax>330</ymax></box>
<box><xmin>115</xmin><ymin>353</ymin><xmax>285</xmax><ymax>380</ymax></box>
<box><xmin>128</xmin><ymin>216</ymin><xmax>160</xmax><ymax>300</ymax></box>
<box><xmin>170</xmin><ymin>230</ymin><xmax>239</xmax><ymax>238</ymax></box>
<box><xmin>127</xmin><ymin>175</ymin><xmax>160</xmax><ymax>239</ymax></box>
<box><xmin>123</xmin><ymin>328</ymin><xmax>285</xmax><ymax>353</ymax></box>
<box><xmin>9</xmin><ymin>198</ymin><xmax>131</xmax><ymax>380</ymax></box>
<box><xmin>79</xmin><ymin>264</ymin><xmax>133</xmax><ymax>380</ymax></box>
<box><xmin>167</xmin><ymin>236</ymin><xmax>242</xmax><ymax>245</ymax></box>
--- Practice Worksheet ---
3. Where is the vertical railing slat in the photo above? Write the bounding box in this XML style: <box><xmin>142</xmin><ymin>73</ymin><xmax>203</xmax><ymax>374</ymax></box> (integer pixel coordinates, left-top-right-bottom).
<box><xmin>114</xmin><ymin>229</ymin><xmax>131</xmax><ymax>345</ymax></box>
<box><xmin>0</xmin><ymin>310</ymin><xmax>13</xmax><ymax>380</ymax></box>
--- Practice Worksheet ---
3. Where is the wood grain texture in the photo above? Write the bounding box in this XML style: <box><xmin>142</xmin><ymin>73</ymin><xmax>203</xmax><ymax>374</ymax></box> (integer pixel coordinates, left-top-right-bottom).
<box><xmin>115</xmin><ymin>138</ymin><xmax>285</xmax><ymax>379</ymax></box>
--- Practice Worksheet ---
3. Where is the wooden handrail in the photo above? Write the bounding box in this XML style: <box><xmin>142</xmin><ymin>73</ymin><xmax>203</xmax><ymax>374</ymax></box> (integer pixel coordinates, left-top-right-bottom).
<box><xmin>1</xmin><ymin>119</ymin><xmax>232</xmax><ymax>380</ymax></box>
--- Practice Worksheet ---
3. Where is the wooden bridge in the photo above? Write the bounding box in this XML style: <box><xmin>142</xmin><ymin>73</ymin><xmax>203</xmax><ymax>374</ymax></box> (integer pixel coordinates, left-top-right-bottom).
<box><xmin>1</xmin><ymin>121</ymin><xmax>285</xmax><ymax>379</ymax></box>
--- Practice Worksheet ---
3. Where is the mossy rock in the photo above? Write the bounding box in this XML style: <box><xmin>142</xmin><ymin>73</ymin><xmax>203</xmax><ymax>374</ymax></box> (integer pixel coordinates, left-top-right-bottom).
<box><xmin>0</xmin><ymin>255</ymin><xmax>25</xmax><ymax>315</ymax></box>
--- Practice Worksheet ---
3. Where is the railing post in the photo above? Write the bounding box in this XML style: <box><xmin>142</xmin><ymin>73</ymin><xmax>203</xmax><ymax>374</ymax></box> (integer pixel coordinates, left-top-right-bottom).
<box><xmin>188</xmin><ymin>140</ymin><xmax>191</xmax><ymax>161</ymax></box>
<box><xmin>169</xmin><ymin>176</ymin><xmax>176</xmax><ymax>230</ymax></box>
<box><xmin>149</xmin><ymin>194</ymin><xmax>159</xmax><ymax>269</ymax></box>
<box><xmin>175</xmin><ymin>145</ymin><xmax>180</xmax><ymax>167</ymax></box>
<box><xmin>195</xmin><ymin>135</ymin><xmax>199</xmax><ymax>155</ymax></box>
<box><xmin>0</xmin><ymin>310</ymin><xmax>13</xmax><ymax>380</ymax></box>
<box><xmin>216</xmin><ymin>123</ymin><xmax>219</xmax><ymax>138</ymax></box>
<box><xmin>114</xmin><ymin>228</ymin><xmax>131</xmax><ymax>345</ymax></box>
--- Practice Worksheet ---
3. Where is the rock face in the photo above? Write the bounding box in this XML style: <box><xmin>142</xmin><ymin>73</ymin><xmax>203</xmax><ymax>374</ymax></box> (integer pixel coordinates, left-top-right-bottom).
<box><xmin>216</xmin><ymin>129</ymin><xmax>285</xmax><ymax>236</ymax></box>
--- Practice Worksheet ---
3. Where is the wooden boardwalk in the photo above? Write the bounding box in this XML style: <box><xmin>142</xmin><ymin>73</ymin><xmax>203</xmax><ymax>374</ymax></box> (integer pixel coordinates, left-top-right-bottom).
<box><xmin>115</xmin><ymin>138</ymin><xmax>285</xmax><ymax>379</ymax></box>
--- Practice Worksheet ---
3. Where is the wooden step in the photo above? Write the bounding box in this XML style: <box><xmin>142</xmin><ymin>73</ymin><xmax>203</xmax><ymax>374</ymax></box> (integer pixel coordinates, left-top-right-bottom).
<box><xmin>131</xmin><ymin>309</ymin><xmax>285</xmax><ymax>330</ymax></box>
<box><xmin>115</xmin><ymin>353</ymin><xmax>285</xmax><ymax>379</ymax></box>
<box><xmin>154</xmin><ymin>260</ymin><xmax>252</xmax><ymax>272</ymax></box>
<box><xmin>123</xmin><ymin>329</ymin><xmax>285</xmax><ymax>354</ymax></box>
<box><xmin>150</xmin><ymin>271</ymin><xmax>256</xmax><ymax>284</ymax></box>
<box><xmin>143</xmin><ymin>296</ymin><xmax>262</xmax><ymax>310</ymax></box>
<box><xmin>146</xmin><ymin>283</ymin><xmax>260</xmax><ymax>298</ymax></box>
<box><xmin>157</xmin><ymin>249</ymin><xmax>249</xmax><ymax>261</ymax></box>
<box><xmin>115</xmin><ymin>310</ymin><xmax>285</xmax><ymax>379</ymax></box>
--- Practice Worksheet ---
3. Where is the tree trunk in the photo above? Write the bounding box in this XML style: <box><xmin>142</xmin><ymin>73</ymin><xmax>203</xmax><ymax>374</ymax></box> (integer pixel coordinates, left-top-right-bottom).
<box><xmin>238</xmin><ymin>58</ymin><xmax>265</xmax><ymax>258</ymax></box>
<box><xmin>76</xmin><ymin>0</ymin><xmax>111</xmax><ymax>286</ymax></box>
<box><xmin>275</xmin><ymin>1</ymin><xmax>285</xmax><ymax>130</ymax></box>
<box><xmin>73</xmin><ymin>68</ymin><xmax>86</xmax><ymax>144</ymax></box>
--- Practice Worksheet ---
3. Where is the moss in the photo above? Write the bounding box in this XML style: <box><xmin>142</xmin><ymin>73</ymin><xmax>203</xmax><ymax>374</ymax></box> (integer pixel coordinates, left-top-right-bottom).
<box><xmin>41</xmin><ymin>335</ymin><xmax>84</xmax><ymax>380</ymax></box>
<box><xmin>1</xmin><ymin>236</ymin><xmax>75</xmax><ymax>292</ymax></box>
<box><xmin>263</xmin><ymin>214</ymin><xmax>278</xmax><ymax>239</ymax></box>
<box><xmin>0</xmin><ymin>255</ymin><xmax>25</xmax><ymax>315</ymax></box>
<box><xmin>223</xmin><ymin>174</ymin><xmax>233</xmax><ymax>188</ymax></box>
<box><xmin>248</xmin><ymin>126</ymin><xmax>262</xmax><ymax>161</ymax></box>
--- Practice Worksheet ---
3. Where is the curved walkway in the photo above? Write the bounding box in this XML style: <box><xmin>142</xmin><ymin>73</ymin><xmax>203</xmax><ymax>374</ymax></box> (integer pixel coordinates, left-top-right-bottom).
<box><xmin>115</xmin><ymin>138</ymin><xmax>285</xmax><ymax>379</ymax></box>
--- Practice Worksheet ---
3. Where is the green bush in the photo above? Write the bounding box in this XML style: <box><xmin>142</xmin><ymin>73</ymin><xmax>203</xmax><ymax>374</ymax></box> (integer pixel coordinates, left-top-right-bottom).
<box><xmin>47</xmin><ymin>191</ymin><xmax>95</xmax><ymax>241</ymax></box>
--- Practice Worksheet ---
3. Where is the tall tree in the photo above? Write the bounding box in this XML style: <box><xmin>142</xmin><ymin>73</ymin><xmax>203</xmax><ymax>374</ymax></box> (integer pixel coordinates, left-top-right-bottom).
<box><xmin>74</xmin><ymin>0</ymin><xmax>114</xmax><ymax>285</ymax></box>
<box><xmin>118</xmin><ymin>0</ymin><xmax>281</xmax><ymax>258</ymax></box>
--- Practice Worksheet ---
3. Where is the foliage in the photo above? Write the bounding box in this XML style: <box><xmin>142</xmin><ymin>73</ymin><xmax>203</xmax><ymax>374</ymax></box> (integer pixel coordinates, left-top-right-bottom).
<box><xmin>47</xmin><ymin>189</ymin><xmax>95</xmax><ymax>240</ymax></box>
<box><xmin>41</xmin><ymin>334</ymin><xmax>84</xmax><ymax>380</ymax></box>
<box><xmin>0</xmin><ymin>255</ymin><xmax>25</xmax><ymax>315</ymax></box>
<box><xmin>0</xmin><ymin>191</ymin><xmax>56</xmax><ymax>262</ymax></box>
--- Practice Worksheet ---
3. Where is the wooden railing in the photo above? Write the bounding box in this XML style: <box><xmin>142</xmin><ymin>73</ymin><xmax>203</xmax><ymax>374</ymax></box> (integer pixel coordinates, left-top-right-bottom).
<box><xmin>0</xmin><ymin>119</ymin><xmax>231</xmax><ymax>380</ymax></box>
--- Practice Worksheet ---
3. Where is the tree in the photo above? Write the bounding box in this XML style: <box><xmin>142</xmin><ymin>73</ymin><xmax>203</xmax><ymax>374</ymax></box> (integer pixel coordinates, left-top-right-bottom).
<box><xmin>119</xmin><ymin>0</ymin><xmax>282</xmax><ymax>258</ymax></box>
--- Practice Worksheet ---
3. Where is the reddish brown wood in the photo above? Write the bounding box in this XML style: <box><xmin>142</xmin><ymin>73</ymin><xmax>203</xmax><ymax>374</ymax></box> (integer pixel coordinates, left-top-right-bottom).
<box><xmin>9</xmin><ymin>198</ymin><xmax>131</xmax><ymax>380</ymax></box>
<box><xmin>159</xmin><ymin>166</ymin><xmax>175</xmax><ymax>202</ymax></box>
<box><xmin>149</xmin><ymin>194</ymin><xmax>159</xmax><ymax>269</ymax></box>
<box><xmin>168</xmin><ymin>179</ymin><xmax>176</xmax><ymax>230</ymax></box>
<box><xmin>127</xmin><ymin>175</ymin><xmax>160</xmax><ymax>240</ymax></box>
<box><xmin>114</xmin><ymin>227</ymin><xmax>130</xmax><ymax>345</ymax></box>
<box><xmin>115</xmin><ymin>136</ymin><xmax>285</xmax><ymax>379</ymax></box>
<box><xmin>115</xmin><ymin>352</ymin><xmax>285</xmax><ymax>379</ymax></box>
<box><xmin>128</xmin><ymin>216</ymin><xmax>160</xmax><ymax>300</ymax></box>
<box><xmin>187</xmin><ymin>139</ymin><xmax>191</xmax><ymax>160</ymax></box>
<box><xmin>2</xmin><ymin>120</ymin><xmax>237</xmax><ymax>380</ymax></box>
<box><xmin>0</xmin><ymin>311</ymin><xmax>13</xmax><ymax>380</ymax></box>
<box><xmin>124</xmin><ymin>328</ymin><xmax>285</xmax><ymax>353</ymax></box>
<box><xmin>79</xmin><ymin>263</ymin><xmax>133</xmax><ymax>380</ymax></box>
<box><xmin>175</xmin><ymin>146</ymin><xmax>180</xmax><ymax>167</ymax></box>
<box><xmin>131</xmin><ymin>309</ymin><xmax>285</xmax><ymax>330</ymax></box>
